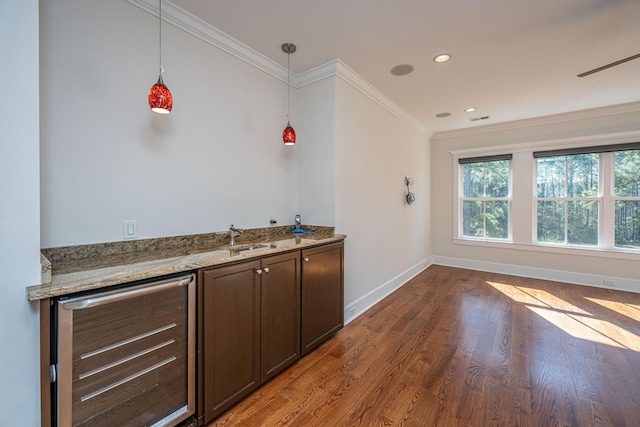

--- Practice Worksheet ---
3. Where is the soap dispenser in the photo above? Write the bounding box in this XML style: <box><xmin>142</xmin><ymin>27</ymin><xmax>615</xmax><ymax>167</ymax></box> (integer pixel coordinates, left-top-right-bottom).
<box><xmin>295</xmin><ymin>214</ymin><xmax>301</xmax><ymax>230</ymax></box>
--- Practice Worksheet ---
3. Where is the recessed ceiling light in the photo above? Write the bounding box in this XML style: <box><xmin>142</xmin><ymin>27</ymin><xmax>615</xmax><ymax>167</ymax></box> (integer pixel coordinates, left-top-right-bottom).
<box><xmin>464</xmin><ymin>107</ymin><xmax>477</xmax><ymax>113</ymax></box>
<box><xmin>390</xmin><ymin>64</ymin><xmax>415</xmax><ymax>76</ymax></box>
<box><xmin>433</xmin><ymin>53</ymin><xmax>451</xmax><ymax>63</ymax></box>
<box><xmin>436</xmin><ymin>112</ymin><xmax>451</xmax><ymax>118</ymax></box>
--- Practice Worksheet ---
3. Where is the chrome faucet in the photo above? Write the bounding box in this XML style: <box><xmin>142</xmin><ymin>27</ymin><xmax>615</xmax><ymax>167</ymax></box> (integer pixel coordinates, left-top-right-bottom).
<box><xmin>229</xmin><ymin>224</ymin><xmax>243</xmax><ymax>246</ymax></box>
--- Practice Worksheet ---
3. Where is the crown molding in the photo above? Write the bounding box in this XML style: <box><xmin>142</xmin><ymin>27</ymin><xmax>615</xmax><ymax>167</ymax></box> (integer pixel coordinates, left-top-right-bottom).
<box><xmin>297</xmin><ymin>60</ymin><xmax>431</xmax><ymax>136</ymax></box>
<box><xmin>296</xmin><ymin>60</ymin><xmax>339</xmax><ymax>88</ymax></box>
<box><xmin>335</xmin><ymin>60</ymin><xmax>431</xmax><ymax>136</ymax></box>
<box><xmin>126</xmin><ymin>0</ymin><xmax>430</xmax><ymax>136</ymax></box>
<box><xmin>433</xmin><ymin>101</ymin><xmax>640</xmax><ymax>141</ymax></box>
<box><xmin>125</xmin><ymin>0</ymin><xmax>290</xmax><ymax>84</ymax></box>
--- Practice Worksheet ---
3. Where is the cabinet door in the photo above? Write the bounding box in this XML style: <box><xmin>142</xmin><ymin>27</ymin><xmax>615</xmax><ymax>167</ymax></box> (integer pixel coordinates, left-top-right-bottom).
<box><xmin>301</xmin><ymin>242</ymin><xmax>344</xmax><ymax>356</ymax></box>
<box><xmin>261</xmin><ymin>252</ymin><xmax>301</xmax><ymax>382</ymax></box>
<box><xmin>200</xmin><ymin>260</ymin><xmax>261</xmax><ymax>423</ymax></box>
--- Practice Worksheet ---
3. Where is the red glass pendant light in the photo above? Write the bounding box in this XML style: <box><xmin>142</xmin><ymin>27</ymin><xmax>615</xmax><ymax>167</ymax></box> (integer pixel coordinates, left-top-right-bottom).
<box><xmin>148</xmin><ymin>0</ymin><xmax>173</xmax><ymax>114</ymax></box>
<box><xmin>282</xmin><ymin>43</ymin><xmax>296</xmax><ymax>145</ymax></box>
<box><xmin>149</xmin><ymin>74</ymin><xmax>172</xmax><ymax>114</ymax></box>
<box><xmin>283</xmin><ymin>121</ymin><xmax>296</xmax><ymax>144</ymax></box>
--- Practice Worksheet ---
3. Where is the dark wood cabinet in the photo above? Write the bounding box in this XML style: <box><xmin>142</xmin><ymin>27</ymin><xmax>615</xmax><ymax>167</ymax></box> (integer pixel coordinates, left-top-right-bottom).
<box><xmin>198</xmin><ymin>242</ymin><xmax>343</xmax><ymax>423</ymax></box>
<box><xmin>199</xmin><ymin>260</ymin><xmax>261</xmax><ymax>423</ymax></box>
<box><xmin>198</xmin><ymin>251</ymin><xmax>301</xmax><ymax>424</ymax></box>
<box><xmin>301</xmin><ymin>242</ymin><xmax>344</xmax><ymax>356</ymax></box>
<box><xmin>260</xmin><ymin>252</ymin><xmax>301</xmax><ymax>382</ymax></box>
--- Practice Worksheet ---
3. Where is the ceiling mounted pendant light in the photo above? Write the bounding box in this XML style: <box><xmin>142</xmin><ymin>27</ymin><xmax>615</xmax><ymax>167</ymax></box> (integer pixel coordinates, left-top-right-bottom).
<box><xmin>282</xmin><ymin>43</ymin><xmax>297</xmax><ymax>145</ymax></box>
<box><xmin>148</xmin><ymin>0</ymin><xmax>173</xmax><ymax>114</ymax></box>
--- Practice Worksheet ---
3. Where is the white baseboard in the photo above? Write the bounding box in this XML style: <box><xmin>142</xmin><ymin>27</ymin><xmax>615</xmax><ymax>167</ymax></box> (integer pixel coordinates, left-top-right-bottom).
<box><xmin>432</xmin><ymin>255</ymin><xmax>640</xmax><ymax>294</ymax></box>
<box><xmin>344</xmin><ymin>257</ymin><xmax>432</xmax><ymax>325</ymax></box>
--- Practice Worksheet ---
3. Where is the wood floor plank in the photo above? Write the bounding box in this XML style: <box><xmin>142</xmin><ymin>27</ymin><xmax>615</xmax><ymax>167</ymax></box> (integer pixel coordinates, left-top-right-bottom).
<box><xmin>205</xmin><ymin>265</ymin><xmax>640</xmax><ymax>426</ymax></box>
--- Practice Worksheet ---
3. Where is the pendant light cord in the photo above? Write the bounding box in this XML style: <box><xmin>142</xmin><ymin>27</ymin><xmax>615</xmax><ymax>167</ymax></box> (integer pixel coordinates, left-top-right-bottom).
<box><xmin>287</xmin><ymin>50</ymin><xmax>290</xmax><ymax>120</ymax></box>
<box><xmin>159</xmin><ymin>0</ymin><xmax>163</xmax><ymax>75</ymax></box>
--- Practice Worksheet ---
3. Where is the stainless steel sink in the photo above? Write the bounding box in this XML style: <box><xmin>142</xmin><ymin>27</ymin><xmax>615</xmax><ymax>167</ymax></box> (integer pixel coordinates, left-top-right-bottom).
<box><xmin>228</xmin><ymin>244</ymin><xmax>267</xmax><ymax>252</ymax></box>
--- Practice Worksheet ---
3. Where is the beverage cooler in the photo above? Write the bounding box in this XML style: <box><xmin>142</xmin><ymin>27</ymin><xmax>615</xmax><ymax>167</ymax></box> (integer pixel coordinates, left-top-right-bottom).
<box><xmin>51</xmin><ymin>274</ymin><xmax>196</xmax><ymax>427</ymax></box>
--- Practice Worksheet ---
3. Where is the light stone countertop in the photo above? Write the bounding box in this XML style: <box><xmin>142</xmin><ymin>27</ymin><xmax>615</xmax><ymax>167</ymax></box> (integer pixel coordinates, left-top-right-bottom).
<box><xmin>27</xmin><ymin>226</ymin><xmax>345</xmax><ymax>301</ymax></box>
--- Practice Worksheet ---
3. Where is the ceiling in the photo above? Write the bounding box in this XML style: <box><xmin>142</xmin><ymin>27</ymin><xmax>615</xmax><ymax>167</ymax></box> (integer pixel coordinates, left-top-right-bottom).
<box><xmin>171</xmin><ymin>0</ymin><xmax>640</xmax><ymax>134</ymax></box>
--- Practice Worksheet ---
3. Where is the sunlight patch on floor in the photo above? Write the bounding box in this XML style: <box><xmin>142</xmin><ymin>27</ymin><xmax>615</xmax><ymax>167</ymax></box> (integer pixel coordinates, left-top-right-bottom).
<box><xmin>526</xmin><ymin>306</ymin><xmax>640</xmax><ymax>350</ymax></box>
<box><xmin>486</xmin><ymin>281</ymin><xmax>640</xmax><ymax>352</ymax></box>
<box><xmin>585</xmin><ymin>297</ymin><xmax>640</xmax><ymax>323</ymax></box>
<box><xmin>572</xmin><ymin>311</ymin><xmax>640</xmax><ymax>351</ymax></box>
<box><xmin>487</xmin><ymin>281</ymin><xmax>590</xmax><ymax>315</ymax></box>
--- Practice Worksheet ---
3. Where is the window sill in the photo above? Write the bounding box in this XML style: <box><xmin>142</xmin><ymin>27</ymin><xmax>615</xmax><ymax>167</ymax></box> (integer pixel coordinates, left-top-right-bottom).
<box><xmin>453</xmin><ymin>238</ymin><xmax>640</xmax><ymax>261</ymax></box>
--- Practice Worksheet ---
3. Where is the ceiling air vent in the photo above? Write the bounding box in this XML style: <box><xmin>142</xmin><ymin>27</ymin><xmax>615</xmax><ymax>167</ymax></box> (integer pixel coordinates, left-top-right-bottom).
<box><xmin>470</xmin><ymin>115</ymin><xmax>490</xmax><ymax>122</ymax></box>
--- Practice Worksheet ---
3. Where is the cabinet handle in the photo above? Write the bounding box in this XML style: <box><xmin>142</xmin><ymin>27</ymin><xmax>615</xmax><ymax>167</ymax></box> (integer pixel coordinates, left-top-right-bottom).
<box><xmin>303</xmin><ymin>257</ymin><xmax>309</xmax><ymax>262</ymax></box>
<box><xmin>62</xmin><ymin>274</ymin><xmax>194</xmax><ymax>310</ymax></box>
<box><xmin>263</xmin><ymin>267</ymin><xmax>270</xmax><ymax>273</ymax></box>
<box><xmin>256</xmin><ymin>269</ymin><xmax>263</xmax><ymax>275</ymax></box>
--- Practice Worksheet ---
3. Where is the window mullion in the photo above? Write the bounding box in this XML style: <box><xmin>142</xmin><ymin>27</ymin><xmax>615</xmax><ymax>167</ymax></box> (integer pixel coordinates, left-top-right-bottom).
<box><xmin>601</xmin><ymin>152</ymin><xmax>614</xmax><ymax>248</ymax></box>
<box><xmin>483</xmin><ymin>164</ymin><xmax>488</xmax><ymax>237</ymax></box>
<box><xmin>564</xmin><ymin>157</ymin><xmax>569</xmax><ymax>244</ymax></box>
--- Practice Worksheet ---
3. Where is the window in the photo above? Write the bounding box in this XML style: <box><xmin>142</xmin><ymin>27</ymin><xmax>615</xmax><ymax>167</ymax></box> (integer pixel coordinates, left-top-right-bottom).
<box><xmin>534</xmin><ymin>143</ymin><xmax>640</xmax><ymax>251</ymax></box>
<box><xmin>459</xmin><ymin>155</ymin><xmax>511</xmax><ymax>240</ymax></box>
<box><xmin>453</xmin><ymin>136</ymin><xmax>640</xmax><ymax>258</ymax></box>
<box><xmin>536</xmin><ymin>153</ymin><xmax>599</xmax><ymax>245</ymax></box>
<box><xmin>614</xmin><ymin>149</ymin><xmax>640</xmax><ymax>249</ymax></box>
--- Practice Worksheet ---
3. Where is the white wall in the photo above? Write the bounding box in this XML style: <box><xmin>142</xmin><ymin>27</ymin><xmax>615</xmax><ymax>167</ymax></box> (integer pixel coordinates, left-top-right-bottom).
<box><xmin>40</xmin><ymin>0</ymin><xmax>298</xmax><ymax>247</ymax></box>
<box><xmin>0</xmin><ymin>0</ymin><xmax>42</xmax><ymax>423</ymax></box>
<box><xmin>297</xmin><ymin>77</ymin><xmax>336</xmax><ymax>226</ymax></box>
<box><xmin>431</xmin><ymin>108</ymin><xmax>640</xmax><ymax>290</ymax></box>
<box><xmin>295</xmin><ymin>68</ymin><xmax>432</xmax><ymax>320</ymax></box>
<box><xmin>334</xmin><ymin>78</ymin><xmax>431</xmax><ymax>319</ymax></box>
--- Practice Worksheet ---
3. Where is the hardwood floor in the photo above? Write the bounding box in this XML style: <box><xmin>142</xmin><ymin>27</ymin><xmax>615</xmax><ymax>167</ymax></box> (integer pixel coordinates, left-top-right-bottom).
<box><xmin>206</xmin><ymin>265</ymin><xmax>640</xmax><ymax>426</ymax></box>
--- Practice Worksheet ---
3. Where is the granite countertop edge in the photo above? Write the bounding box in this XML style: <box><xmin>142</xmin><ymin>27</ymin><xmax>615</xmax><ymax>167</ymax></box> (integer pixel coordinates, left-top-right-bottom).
<box><xmin>27</xmin><ymin>227</ymin><xmax>345</xmax><ymax>301</ymax></box>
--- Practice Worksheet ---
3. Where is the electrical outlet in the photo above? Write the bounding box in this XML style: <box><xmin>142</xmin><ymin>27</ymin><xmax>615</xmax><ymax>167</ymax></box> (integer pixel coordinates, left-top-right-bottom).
<box><xmin>603</xmin><ymin>279</ymin><xmax>615</xmax><ymax>287</ymax></box>
<box><xmin>123</xmin><ymin>220</ymin><xmax>137</xmax><ymax>240</ymax></box>
<box><xmin>267</xmin><ymin>213</ymin><xmax>277</xmax><ymax>226</ymax></box>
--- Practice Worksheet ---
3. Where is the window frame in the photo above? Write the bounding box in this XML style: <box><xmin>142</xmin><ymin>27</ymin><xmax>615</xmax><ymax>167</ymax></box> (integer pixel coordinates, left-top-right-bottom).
<box><xmin>457</xmin><ymin>155</ymin><xmax>513</xmax><ymax>242</ymax></box>
<box><xmin>534</xmin><ymin>152</ymin><xmax>601</xmax><ymax>248</ymax></box>
<box><xmin>611</xmin><ymin>149</ymin><xmax>640</xmax><ymax>249</ymax></box>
